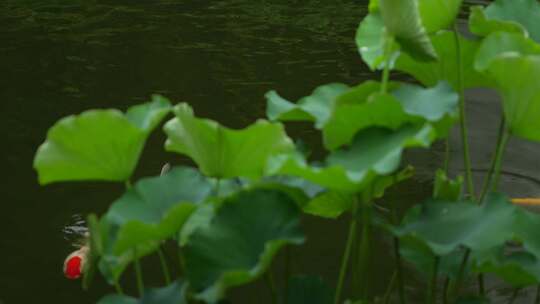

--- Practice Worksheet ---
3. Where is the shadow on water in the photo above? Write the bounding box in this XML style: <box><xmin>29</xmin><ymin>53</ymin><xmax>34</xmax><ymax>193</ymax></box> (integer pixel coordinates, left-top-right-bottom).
<box><xmin>1</xmin><ymin>0</ymin><xmax>538</xmax><ymax>303</ymax></box>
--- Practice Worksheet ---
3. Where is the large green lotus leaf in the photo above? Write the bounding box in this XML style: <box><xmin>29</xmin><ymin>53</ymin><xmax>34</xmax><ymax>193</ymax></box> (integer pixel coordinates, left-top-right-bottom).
<box><xmin>393</xmin><ymin>82</ymin><xmax>458</xmax><ymax>122</ymax></box>
<box><xmin>469</xmin><ymin>0</ymin><xmax>540</xmax><ymax>43</ymax></box>
<box><xmin>98</xmin><ymin>167</ymin><xmax>213</xmax><ymax>283</ymax></box>
<box><xmin>267</xmin><ymin>124</ymin><xmax>436</xmax><ymax>192</ymax></box>
<box><xmin>323</xmin><ymin>81</ymin><xmax>457</xmax><ymax>149</ymax></box>
<box><xmin>395</xmin><ymin>31</ymin><xmax>492</xmax><ymax>90</ymax></box>
<box><xmin>183</xmin><ymin>189</ymin><xmax>305</xmax><ymax>303</ymax></box>
<box><xmin>98</xmin><ymin>280</ymin><xmax>186</xmax><ymax>304</ymax></box>
<box><xmin>304</xmin><ymin>166</ymin><xmax>412</xmax><ymax>218</ymax></box>
<box><xmin>483</xmin><ymin>55</ymin><xmax>540</xmax><ymax>142</ymax></box>
<box><xmin>469</xmin><ymin>6</ymin><xmax>527</xmax><ymax>41</ymax></box>
<box><xmin>395</xmin><ymin>194</ymin><xmax>517</xmax><ymax>256</ymax></box>
<box><xmin>33</xmin><ymin>98</ymin><xmax>171</xmax><ymax>184</ymax></box>
<box><xmin>392</xmin><ymin>81</ymin><xmax>459</xmax><ymax>138</ymax></box>
<box><xmin>379</xmin><ymin>0</ymin><xmax>437</xmax><ymax>61</ymax></box>
<box><xmin>356</xmin><ymin>13</ymin><xmax>400</xmax><ymax>71</ymax></box>
<box><xmin>475</xmin><ymin>32</ymin><xmax>540</xmax><ymax>71</ymax></box>
<box><xmin>369</xmin><ymin>0</ymin><xmax>379</xmax><ymax>13</ymax></box>
<box><xmin>473</xmin><ymin>246</ymin><xmax>540</xmax><ymax>287</ymax></box>
<box><xmin>164</xmin><ymin>103</ymin><xmax>294</xmax><ymax>179</ymax></box>
<box><xmin>418</xmin><ymin>0</ymin><xmax>462</xmax><ymax>33</ymax></box>
<box><xmin>125</xmin><ymin>95</ymin><xmax>172</xmax><ymax>132</ymax></box>
<box><xmin>323</xmin><ymin>93</ymin><xmax>411</xmax><ymax>150</ymax></box>
<box><xmin>265</xmin><ymin>83</ymin><xmax>350</xmax><ymax>127</ymax></box>
<box><xmin>399</xmin><ymin>236</ymin><xmax>470</xmax><ymax>280</ymax></box>
<box><xmin>105</xmin><ymin>167</ymin><xmax>212</xmax><ymax>254</ymax></box>
<box><xmin>286</xmin><ymin>276</ymin><xmax>333</xmax><ymax>304</ymax></box>
<box><xmin>476</xmin><ymin>210</ymin><xmax>540</xmax><ymax>285</ymax></box>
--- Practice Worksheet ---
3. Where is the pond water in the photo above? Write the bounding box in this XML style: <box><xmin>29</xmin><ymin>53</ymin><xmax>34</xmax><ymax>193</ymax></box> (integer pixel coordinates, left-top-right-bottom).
<box><xmin>1</xmin><ymin>0</ymin><xmax>539</xmax><ymax>303</ymax></box>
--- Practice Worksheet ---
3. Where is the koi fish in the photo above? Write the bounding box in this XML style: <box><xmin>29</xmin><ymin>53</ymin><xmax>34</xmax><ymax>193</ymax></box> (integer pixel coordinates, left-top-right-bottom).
<box><xmin>62</xmin><ymin>215</ymin><xmax>89</xmax><ymax>280</ymax></box>
<box><xmin>63</xmin><ymin>246</ymin><xmax>89</xmax><ymax>280</ymax></box>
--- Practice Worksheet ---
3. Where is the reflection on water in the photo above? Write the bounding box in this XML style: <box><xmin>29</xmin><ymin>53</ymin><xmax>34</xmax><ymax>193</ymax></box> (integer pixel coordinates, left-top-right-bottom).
<box><xmin>1</xmin><ymin>0</ymin><xmax>537</xmax><ymax>303</ymax></box>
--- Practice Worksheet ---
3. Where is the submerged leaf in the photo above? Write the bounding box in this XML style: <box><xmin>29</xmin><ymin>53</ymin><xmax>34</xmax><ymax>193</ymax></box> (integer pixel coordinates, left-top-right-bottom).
<box><xmin>164</xmin><ymin>103</ymin><xmax>294</xmax><ymax>179</ymax></box>
<box><xmin>184</xmin><ymin>189</ymin><xmax>304</xmax><ymax>302</ymax></box>
<box><xmin>34</xmin><ymin>98</ymin><xmax>171</xmax><ymax>184</ymax></box>
<box><xmin>395</xmin><ymin>31</ymin><xmax>492</xmax><ymax>90</ymax></box>
<box><xmin>469</xmin><ymin>0</ymin><xmax>540</xmax><ymax>43</ymax></box>
<box><xmin>379</xmin><ymin>0</ymin><xmax>437</xmax><ymax>61</ymax></box>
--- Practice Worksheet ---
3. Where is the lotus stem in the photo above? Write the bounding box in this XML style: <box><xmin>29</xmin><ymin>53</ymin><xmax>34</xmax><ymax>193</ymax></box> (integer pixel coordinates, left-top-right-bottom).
<box><xmin>478</xmin><ymin>274</ymin><xmax>485</xmax><ymax>297</ymax></box>
<box><xmin>284</xmin><ymin>246</ymin><xmax>291</xmax><ymax>299</ymax></box>
<box><xmin>380</xmin><ymin>34</ymin><xmax>394</xmax><ymax>94</ymax></box>
<box><xmin>157</xmin><ymin>247</ymin><xmax>171</xmax><ymax>285</ymax></box>
<box><xmin>358</xmin><ymin>202</ymin><xmax>372</xmax><ymax>300</ymax></box>
<box><xmin>266</xmin><ymin>270</ymin><xmax>278</xmax><ymax>304</ymax></box>
<box><xmin>390</xmin><ymin>199</ymin><xmax>406</xmax><ymax>304</ymax></box>
<box><xmin>491</xmin><ymin>129</ymin><xmax>510</xmax><ymax>192</ymax></box>
<box><xmin>452</xmin><ymin>248</ymin><xmax>471</xmax><ymax>301</ymax></box>
<box><xmin>478</xmin><ymin>117</ymin><xmax>506</xmax><ymax>203</ymax></box>
<box><xmin>383</xmin><ymin>271</ymin><xmax>397</xmax><ymax>304</ymax></box>
<box><xmin>134</xmin><ymin>247</ymin><xmax>145</xmax><ymax>296</ymax></box>
<box><xmin>535</xmin><ymin>285</ymin><xmax>540</xmax><ymax>304</ymax></box>
<box><xmin>114</xmin><ymin>281</ymin><xmax>124</xmax><ymax>295</ymax></box>
<box><xmin>444</xmin><ymin>138</ymin><xmax>451</xmax><ymax>175</ymax></box>
<box><xmin>453</xmin><ymin>24</ymin><xmax>475</xmax><ymax>201</ymax></box>
<box><xmin>427</xmin><ymin>257</ymin><xmax>440</xmax><ymax>304</ymax></box>
<box><xmin>334</xmin><ymin>197</ymin><xmax>359</xmax><ymax>304</ymax></box>
<box><xmin>508</xmin><ymin>288</ymin><xmax>520</xmax><ymax>304</ymax></box>
<box><xmin>443</xmin><ymin>277</ymin><xmax>450</xmax><ymax>304</ymax></box>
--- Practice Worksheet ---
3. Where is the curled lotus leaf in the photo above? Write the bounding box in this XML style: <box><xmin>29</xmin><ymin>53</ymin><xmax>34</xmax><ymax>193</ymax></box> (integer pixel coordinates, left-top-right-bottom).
<box><xmin>33</xmin><ymin>96</ymin><xmax>171</xmax><ymax>184</ymax></box>
<box><xmin>265</xmin><ymin>83</ymin><xmax>350</xmax><ymax>126</ymax></box>
<box><xmin>418</xmin><ymin>0</ymin><xmax>463</xmax><ymax>34</ymax></box>
<box><xmin>98</xmin><ymin>167</ymin><xmax>213</xmax><ymax>283</ymax></box>
<box><xmin>267</xmin><ymin>124</ymin><xmax>436</xmax><ymax>192</ymax></box>
<box><xmin>164</xmin><ymin>103</ymin><xmax>294</xmax><ymax>179</ymax></box>
<box><xmin>395</xmin><ymin>31</ymin><xmax>493</xmax><ymax>90</ymax></box>
<box><xmin>468</xmin><ymin>0</ymin><xmax>540</xmax><ymax>43</ymax></box>
<box><xmin>379</xmin><ymin>0</ymin><xmax>437</xmax><ymax>61</ymax></box>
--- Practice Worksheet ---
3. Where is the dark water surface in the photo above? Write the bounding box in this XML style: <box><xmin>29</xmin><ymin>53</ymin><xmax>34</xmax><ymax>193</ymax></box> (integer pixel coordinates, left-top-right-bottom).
<box><xmin>1</xmin><ymin>0</ymin><xmax>539</xmax><ymax>303</ymax></box>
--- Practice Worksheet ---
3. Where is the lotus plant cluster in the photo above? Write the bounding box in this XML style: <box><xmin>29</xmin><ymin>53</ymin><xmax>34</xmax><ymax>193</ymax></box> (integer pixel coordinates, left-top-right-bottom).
<box><xmin>33</xmin><ymin>0</ymin><xmax>540</xmax><ymax>303</ymax></box>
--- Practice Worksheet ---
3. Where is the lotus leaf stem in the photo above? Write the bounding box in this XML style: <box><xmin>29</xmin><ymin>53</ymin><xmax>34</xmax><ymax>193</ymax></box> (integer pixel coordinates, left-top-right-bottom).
<box><xmin>334</xmin><ymin>197</ymin><xmax>359</xmax><ymax>304</ymax></box>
